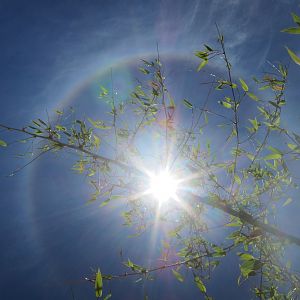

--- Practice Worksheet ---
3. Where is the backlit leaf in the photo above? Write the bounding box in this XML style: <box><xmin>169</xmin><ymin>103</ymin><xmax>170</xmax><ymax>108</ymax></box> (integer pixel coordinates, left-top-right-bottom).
<box><xmin>172</xmin><ymin>269</ymin><xmax>184</xmax><ymax>282</ymax></box>
<box><xmin>238</xmin><ymin>253</ymin><xmax>255</xmax><ymax>261</ymax></box>
<box><xmin>267</xmin><ymin>146</ymin><xmax>282</xmax><ymax>154</ymax></box>
<box><xmin>95</xmin><ymin>269</ymin><xmax>103</xmax><ymax>298</ymax></box>
<box><xmin>88</xmin><ymin>118</ymin><xmax>111</xmax><ymax>130</ymax></box>
<box><xmin>249</xmin><ymin>118</ymin><xmax>259</xmax><ymax>131</ymax></box>
<box><xmin>100</xmin><ymin>198</ymin><xmax>111</xmax><ymax>207</ymax></box>
<box><xmin>291</xmin><ymin>12</ymin><xmax>300</xmax><ymax>26</ymax></box>
<box><xmin>99</xmin><ymin>86</ymin><xmax>109</xmax><ymax>97</ymax></box>
<box><xmin>139</xmin><ymin>67</ymin><xmax>150</xmax><ymax>74</ymax></box>
<box><xmin>194</xmin><ymin>275</ymin><xmax>206</xmax><ymax>293</ymax></box>
<box><xmin>247</xmin><ymin>92</ymin><xmax>259</xmax><ymax>101</ymax></box>
<box><xmin>168</xmin><ymin>93</ymin><xmax>176</xmax><ymax>108</ymax></box>
<box><xmin>103</xmin><ymin>293</ymin><xmax>112</xmax><ymax>300</ymax></box>
<box><xmin>234</xmin><ymin>174</ymin><xmax>241</xmax><ymax>185</ymax></box>
<box><xmin>286</xmin><ymin>47</ymin><xmax>300</xmax><ymax>65</ymax></box>
<box><xmin>220</xmin><ymin>101</ymin><xmax>232</xmax><ymax>109</ymax></box>
<box><xmin>239</xmin><ymin>78</ymin><xmax>249</xmax><ymax>92</ymax></box>
<box><xmin>93</xmin><ymin>134</ymin><xmax>101</xmax><ymax>149</ymax></box>
<box><xmin>197</xmin><ymin>59</ymin><xmax>208</xmax><ymax>72</ymax></box>
<box><xmin>264</xmin><ymin>153</ymin><xmax>282</xmax><ymax>160</ymax></box>
<box><xmin>240</xmin><ymin>259</ymin><xmax>263</xmax><ymax>278</ymax></box>
<box><xmin>288</xmin><ymin>143</ymin><xmax>298</xmax><ymax>150</ymax></box>
<box><xmin>283</xmin><ymin>198</ymin><xmax>292</xmax><ymax>207</ymax></box>
<box><xmin>281</xmin><ymin>27</ymin><xmax>300</xmax><ymax>34</ymax></box>
<box><xmin>0</xmin><ymin>139</ymin><xmax>7</xmax><ymax>147</ymax></box>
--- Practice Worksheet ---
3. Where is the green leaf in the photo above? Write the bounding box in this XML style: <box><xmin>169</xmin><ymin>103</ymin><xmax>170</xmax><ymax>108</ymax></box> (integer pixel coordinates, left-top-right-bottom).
<box><xmin>239</xmin><ymin>78</ymin><xmax>249</xmax><ymax>92</ymax></box>
<box><xmin>249</xmin><ymin>118</ymin><xmax>259</xmax><ymax>131</ymax></box>
<box><xmin>95</xmin><ymin>269</ymin><xmax>103</xmax><ymax>298</ymax></box>
<box><xmin>288</xmin><ymin>143</ymin><xmax>298</xmax><ymax>150</ymax></box>
<box><xmin>172</xmin><ymin>269</ymin><xmax>184</xmax><ymax>282</ymax></box>
<box><xmin>226</xmin><ymin>220</ymin><xmax>242</xmax><ymax>227</ymax></box>
<box><xmin>93</xmin><ymin>134</ymin><xmax>101</xmax><ymax>149</ymax></box>
<box><xmin>246</xmin><ymin>153</ymin><xmax>255</xmax><ymax>161</ymax></box>
<box><xmin>283</xmin><ymin>198</ymin><xmax>292</xmax><ymax>207</ymax></box>
<box><xmin>259</xmin><ymin>85</ymin><xmax>270</xmax><ymax>91</ymax></box>
<box><xmin>240</xmin><ymin>259</ymin><xmax>263</xmax><ymax>278</ymax></box>
<box><xmin>219</xmin><ymin>101</ymin><xmax>232</xmax><ymax>109</ymax></box>
<box><xmin>168</xmin><ymin>93</ymin><xmax>176</xmax><ymax>108</ymax></box>
<box><xmin>141</xmin><ymin>59</ymin><xmax>154</xmax><ymax>67</ymax></box>
<box><xmin>234</xmin><ymin>174</ymin><xmax>241</xmax><ymax>185</ymax></box>
<box><xmin>291</xmin><ymin>13</ymin><xmax>300</xmax><ymax>26</ymax></box>
<box><xmin>55</xmin><ymin>125</ymin><xmax>66</xmax><ymax>131</ymax></box>
<box><xmin>267</xmin><ymin>146</ymin><xmax>282</xmax><ymax>154</ymax></box>
<box><xmin>211</xmin><ymin>245</ymin><xmax>226</xmax><ymax>257</ymax></box>
<box><xmin>195</xmin><ymin>51</ymin><xmax>208</xmax><ymax>59</ymax></box>
<box><xmin>194</xmin><ymin>275</ymin><xmax>206</xmax><ymax>293</ymax></box>
<box><xmin>32</xmin><ymin>120</ymin><xmax>41</xmax><ymax>127</ymax></box>
<box><xmin>100</xmin><ymin>198</ymin><xmax>111</xmax><ymax>207</ymax></box>
<box><xmin>197</xmin><ymin>59</ymin><xmax>208</xmax><ymax>72</ymax></box>
<box><xmin>238</xmin><ymin>253</ymin><xmax>255</xmax><ymax>261</ymax></box>
<box><xmin>264</xmin><ymin>153</ymin><xmax>282</xmax><ymax>160</ymax></box>
<box><xmin>0</xmin><ymin>139</ymin><xmax>7</xmax><ymax>147</ymax></box>
<box><xmin>281</xmin><ymin>27</ymin><xmax>300</xmax><ymax>34</ymax></box>
<box><xmin>103</xmin><ymin>293</ymin><xmax>112</xmax><ymax>300</ymax></box>
<box><xmin>204</xmin><ymin>44</ymin><xmax>213</xmax><ymax>51</ymax></box>
<box><xmin>99</xmin><ymin>86</ymin><xmax>109</xmax><ymax>97</ymax></box>
<box><xmin>88</xmin><ymin>118</ymin><xmax>111</xmax><ymax>129</ymax></box>
<box><xmin>247</xmin><ymin>92</ymin><xmax>259</xmax><ymax>101</ymax></box>
<box><xmin>286</xmin><ymin>47</ymin><xmax>300</xmax><ymax>66</ymax></box>
<box><xmin>269</xmin><ymin>101</ymin><xmax>280</xmax><ymax>109</ymax></box>
<box><xmin>126</xmin><ymin>258</ymin><xmax>134</xmax><ymax>268</ymax></box>
<box><xmin>183</xmin><ymin>99</ymin><xmax>193</xmax><ymax>109</ymax></box>
<box><xmin>139</xmin><ymin>67</ymin><xmax>150</xmax><ymax>74</ymax></box>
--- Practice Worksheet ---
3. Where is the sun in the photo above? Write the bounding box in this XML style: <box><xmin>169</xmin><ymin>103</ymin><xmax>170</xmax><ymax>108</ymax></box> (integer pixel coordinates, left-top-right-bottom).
<box><xmin>149</xmin><ymin>170</ymin><xmax>178</xmax><ymax>203</ymax></box>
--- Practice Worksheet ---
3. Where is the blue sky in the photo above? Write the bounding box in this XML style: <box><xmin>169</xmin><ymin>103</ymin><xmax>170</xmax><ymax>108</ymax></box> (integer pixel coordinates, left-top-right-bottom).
<box><xmin>0</xmin><ymin>0</ymin><xmax>300</xmax><ymax>299</ymax></box>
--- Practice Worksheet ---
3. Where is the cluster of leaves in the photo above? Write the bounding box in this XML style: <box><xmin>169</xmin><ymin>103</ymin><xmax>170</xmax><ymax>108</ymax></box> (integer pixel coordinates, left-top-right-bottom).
<box><xmin>282</xmin><ymin>12</ymin><xmax>300</xmax><ymax>65</ymax></box>
<box><xmin>1</xmin><ymin>13</ymin><xmax>300</xmax><ymax>300</ymax></box>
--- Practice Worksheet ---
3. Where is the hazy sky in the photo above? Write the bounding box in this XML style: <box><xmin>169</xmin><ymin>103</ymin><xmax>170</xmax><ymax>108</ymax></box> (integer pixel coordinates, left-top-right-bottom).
<box><xmin>0</xmin><ymin>1</ymin><xmax>300</xmax><ymax>299</ymax></box>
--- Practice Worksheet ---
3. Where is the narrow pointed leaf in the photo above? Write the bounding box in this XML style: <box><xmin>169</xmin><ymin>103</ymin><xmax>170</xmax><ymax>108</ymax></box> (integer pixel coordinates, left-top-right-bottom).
<box><xmin>103</xmin><ymin>293</ymin><xmax>112</xmax><ymax>300</ymax></box>
<box><xmin>0</xmin><ymin>139</ymin><xmax>7</xmax><ymax>147</ymax></box>
<box><xmin>247</xmin><ymin>92</ymin><xmax>259</xmax><ymax>101</ymax></box>
<box><xmin>286</xmin><ymin>47</ymin><xmax>300</xmax><ymax>65</ymax></box>
<box><xmin>234</xmin><ymin>174</ymin><xmax>241</xmax><ymax>185</ymax></box>
<box><xmin>183</xmin><ymin>99</ymin><xmax>193</xmax><ymax>109</ymax></box>
<box><xmin>239</xmin><ymin>78</ymin><xmax>249</xmax><ymax>92</ymax></box>
<box><xmin>95</xmin><ymin>269</ymin><xmax>103</xmax><ymax>298</ymax></box>
<box><xmin>291</xmin><ymin>13</ymin><xmax>300</xmax><ymax>26</ymax></box>
<box><xmin>220</xmin><ymin>101</ymin><xmax>232</xmax><ymax>109</ymax></box>
<box><xmin>281</xmin><ymin>27</ymin><xmax>300</xmax><ymax>34</ymax></box>
<box><xmin>172</xmin><ymin>269</ymin><xmax>184</xmax><ymax>282</ymax></box>
<box><xmin>264</xmin><ymin>153</ymin><xmax>282</xmax><ymax>160</ymax></box>
<box><xmin>288</xmin><ymin>143</ymin><xmax>298</xmax><ymax>150</ymax></box>
<box><xmin>204</xmin><ymin>44</ymin><xmax>213</xmax><ymax>51</ymax></box>
<box><xmin>283</xmin><ymin>198</ymin><xmax>292</xmax><ymax>207</ymax></box>
<box><xmin>194</xmin><ymin>275</ymin><xmax>206</xmax><ymax>293</ymax></box>
<box><xmin>267</xmin><ymin>146</ymin><xmax>282</xmax><ymax>154</ymax></box>
<box><xmin>197</xmin><ymin>59</ymin><xmax>208</xmax><ymax>72</ymax></box>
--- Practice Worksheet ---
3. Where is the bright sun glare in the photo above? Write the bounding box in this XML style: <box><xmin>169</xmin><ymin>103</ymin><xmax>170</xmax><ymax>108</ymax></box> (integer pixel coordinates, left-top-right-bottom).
<box><xmin>149</xmin><ymin>171</ymin><xmax>178</xmax><ymax>203</ymax></box>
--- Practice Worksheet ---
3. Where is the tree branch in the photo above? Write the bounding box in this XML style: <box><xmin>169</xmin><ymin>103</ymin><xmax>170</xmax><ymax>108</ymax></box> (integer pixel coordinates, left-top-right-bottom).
<box><xmin>2</xmin><ymin>123</ymin><xmax>300</xmax><ymax>246</ymax></box>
